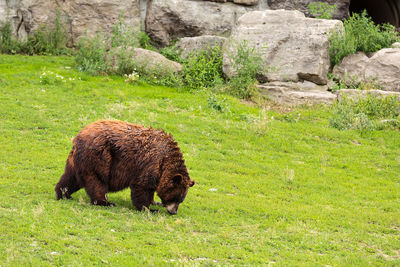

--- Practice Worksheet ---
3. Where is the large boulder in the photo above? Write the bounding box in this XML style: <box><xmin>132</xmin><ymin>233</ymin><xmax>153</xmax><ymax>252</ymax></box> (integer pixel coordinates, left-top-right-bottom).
<box><xmin>333</xmin><ymin>48</ymin><xmax>400</xmax><ymax>92</ymax></box>
<box><xmin>175</xmin><ymin>35</ymin><xmax>227</xmax><ymax>58</ymax></box>
<box><xmin>1</xmin><ymin>0</ymin><xmax>141</xmax><ymax>45</ymax></box>
<box><xmin>108</xmin><ymin>47</ymin><xmax>182</xmax><ymax>75</ymax></box>
<box><xmin>223</xmin><ymin>10</ymin><xmax>343</xmax><ymax>85</ymax></box>
<box><xmin>268</xmin><ymin>0</ymin><xmax>350</xmax><ymax>20</ymax></box>
<box><xmin>145</xmin><ymin>0</ymin><xmax>255</xmax><ymax>47</ymax></box>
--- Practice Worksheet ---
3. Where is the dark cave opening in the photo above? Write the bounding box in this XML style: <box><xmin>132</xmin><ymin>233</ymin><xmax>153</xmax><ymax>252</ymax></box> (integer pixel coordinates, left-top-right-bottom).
<box><xmin>349</xmin><ymin>0</ymin><xmax>400</xmax><ymax>28</ymax></box>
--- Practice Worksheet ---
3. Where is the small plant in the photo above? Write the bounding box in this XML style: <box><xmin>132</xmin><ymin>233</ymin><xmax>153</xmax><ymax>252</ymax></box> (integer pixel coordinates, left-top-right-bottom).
<box><xmin>329</xmin><ymin>11</ymin><xmax>400</xmax><ymax>66</ymax></box>
<box><xmin>330</xmin><ymin>94</ymin><xmax>400</xmax><ymax>131</ymax></box>
<box><xmin>308</xmin><ymin>1</ymin><xmax>337</xmax><ymax>19</ymax></box>
<box><xmin>227</xmin><ymin>40</ymin><xmax>265</xmax><ymax>99</ymax></box>
<box><xmin>207</xmin><ymin>93</ymin><xmax>230</xmax><ymax>113</ymax></box>
<box><xmin>124</xmin><ymin>71</ymin><xmax>140</xmax><ymax>84</ymax></box>
<box><xmin>39</xmin><ymin>70</ymin><xmax>75</xmax><ymax>85</ymax></box>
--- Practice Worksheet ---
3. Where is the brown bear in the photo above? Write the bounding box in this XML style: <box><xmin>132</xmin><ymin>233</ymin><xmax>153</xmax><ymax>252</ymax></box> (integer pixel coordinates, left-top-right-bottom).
<box><xmin>55</xmin><ymin>120</ymin><xmax>195</xmax><ymax>214</ymax></box>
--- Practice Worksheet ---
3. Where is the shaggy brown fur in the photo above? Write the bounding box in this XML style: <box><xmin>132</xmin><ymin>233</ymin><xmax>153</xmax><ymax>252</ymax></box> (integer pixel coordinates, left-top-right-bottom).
<box><xmin>55</xmin><ymin>120</ymin><xmax>195</xmax><ymax>214</ymax></box>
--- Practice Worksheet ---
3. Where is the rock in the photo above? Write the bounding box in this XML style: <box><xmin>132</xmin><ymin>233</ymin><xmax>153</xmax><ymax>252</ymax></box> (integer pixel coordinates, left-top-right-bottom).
<box><xmin>145</xmin><ymin>0</ymin><xmax>254</xmax><ymax>47</ymax></box>
<box><xmin>223</xmin><ymin>10</ymin><xmax>343</xmax><ymax>85</ymax></box>
<box><xmin>268</xmin><ymin>0</ymin><xmax>350</xmax><ymax>20</ymax></box>
<box><xmin>333</xmin><ymin>48</ymin><xmax>400</xmax><ymax>92</ymax></box>
<box><xmin>233</xmin><ymin>0</ymin><xmax>259</xmax><ymax>6</ymax></box>
<box><xmin>61</xmin><ymin>0</ymin><xmax>141</xmax><ymax>46</ymax></box>
<box><xmin>175</xmin><ymin>35</ymin><xmax>227</xmax><ymax>58</ymax></box>
<box><xmin>391</xmin><ymin>42</ymin><xmax>400</xmax><ymax>48</ymax></box>
<box><xmin>1</xmin><ymin>0</ymin><xmax>141</xmax><ymax>45</ymax></box>
<box><xmin>336</xmin><ymin>89</ymin><xmax>400</xmax><ymax>103</ymax></box>
<box><xmin>257</xmin><ymin>82</ymin><xmax>336</xmax><ymax>106</ymax></box>
<box><xmin>109</xmin><ymin>47</ymin><xmax>182</xmax><ymax>75</ymax></box>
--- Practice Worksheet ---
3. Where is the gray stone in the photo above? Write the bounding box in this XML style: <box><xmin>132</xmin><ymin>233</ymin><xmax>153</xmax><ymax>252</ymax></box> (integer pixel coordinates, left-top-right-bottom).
<box><xmin>145</xmin><ymin>0</ymin><xmax>255</xmax><ymax>47</ymax></box>
<box><xmin>223</xmin><ymin>10</ymin><xmax>343</xmax><ymax>85</ymax></box>
<box><xmin>175</xmin><ymin>35</ymin><xmax>227</xmax><ymax>58</ymax></box>
<box><xmin>268</xmin><ymin>0</ymin><xmax>350</xmax><ymax>20</ymax></box>
<box><xmin>333</xmin><ymin>48</ymin><xmax>400</xmax><ymax>92</ymax></box>
<box><xmin>257</xmin><ymin>82</ymin><xmax>336</xmax><ymax>106</ymax></box>
<box><xmin>1</xmin><ymin>0</ymin><xmax>141</xmax><ymax>45</ymax></box>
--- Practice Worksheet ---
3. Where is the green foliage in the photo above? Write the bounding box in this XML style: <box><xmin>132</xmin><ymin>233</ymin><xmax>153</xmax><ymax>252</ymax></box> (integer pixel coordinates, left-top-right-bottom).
<box><xmin>75</xmin><ymin>33</ymin><xmax>109</xmax><ymax>75</ymax></box>
<box><xmin>329</xmin><ymin>11</ymin><xmax>400</xmax><ymax>66</ymax></box>
<box><xmin>308</xmin><ymin>1</ymin><xmax>337</xmax><ymax>19</ymax></box>
<box><xmin>330</xmin><ymin>94</ymin><xmax>400</xmax><ymax>131</ymax></box>
<box><xmin>138</xmin><ymin>31</ymin><xmax>154</xmax><ymax>50</ymax></box>
<box><xmin>0</xmin><ymin>21</ymin><xmax>19</xmax><ymax>54</ymax></box>
<box><xmin>227</xmin><ymin>40</ymin><xmax>265</xmax><ymax>99</ymax></box>
<box><xmin>182</xmin><ymin>46</ymin><xmax>223</xmax><ymax>90</ymax></box>
<box><xmin>159</xmin><ymin>45</ymin><xmax>184</xmax><ymax>64</ymax></box>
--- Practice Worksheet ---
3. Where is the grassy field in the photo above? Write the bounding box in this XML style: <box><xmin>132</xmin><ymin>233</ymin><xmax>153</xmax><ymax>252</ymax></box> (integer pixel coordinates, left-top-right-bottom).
<box><xmin>0</xmin><ymin>54</ymin><xmax>399</xmax><ymax>266</ymax></box>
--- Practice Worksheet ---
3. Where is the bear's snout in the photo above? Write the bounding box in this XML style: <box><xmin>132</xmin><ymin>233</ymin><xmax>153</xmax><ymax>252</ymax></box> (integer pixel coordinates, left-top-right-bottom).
<box><xmin>165</xmin><ymin>203</ymin><xmax>179</xmax><ymax>215</ymax></box>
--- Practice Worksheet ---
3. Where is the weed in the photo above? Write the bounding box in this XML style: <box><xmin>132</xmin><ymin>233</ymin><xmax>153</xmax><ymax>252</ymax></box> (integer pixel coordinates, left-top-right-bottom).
<box><xmin>308</xmin><ymin>1</ymin><xmax>337</xmax><ymax>19</ymax></box>
<box><xmin>207</xmin><ymin>93</ymin><xmax>230</xmax><ymax>113</ymax></box>
<box><xmin>226</xmin><ymin>40</ymin><xmax>265</xmax><ymax>99</ymax></box>
<box><xmin>329</xmin><ymin>11</ymin><xmax>400</xmax><ymax>66</ymax></box>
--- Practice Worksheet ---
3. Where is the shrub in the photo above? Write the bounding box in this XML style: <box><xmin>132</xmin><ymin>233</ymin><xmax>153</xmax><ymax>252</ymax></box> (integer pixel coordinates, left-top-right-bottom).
<box><xmin>75</xmin><ymin>14</ymin><xmax>141</xmax><ymax>75</ymax></box>
<box><xmin>329</xmin><ymin>11</ymin><xmax>400</xmax><ymax>66</ymax></box>
<box><xmin>182</xmin><ymin>46</ymin><xmax>223</xmax><ymax>90</ymax></box>
<box><xmin>330</xmin><ymin>94</ymin><xmax>400</xmax><ymax>131</ymax></box>
<box><xmin>75</xmin><ymin>33</ymin><xmax>109</xmax><ymax>75</ymax></box>
<box><xmin>308</xmin><ymin>2</ymin><xmax>337</xmax><ymax>19</ymax></box>
<box><xmin>226</xmin><ymin>40</ymin><xmax>265</xmax><ymax>99</ymax></box>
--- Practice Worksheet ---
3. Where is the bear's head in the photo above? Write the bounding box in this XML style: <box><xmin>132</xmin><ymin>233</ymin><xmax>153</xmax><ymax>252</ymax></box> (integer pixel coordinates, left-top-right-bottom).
<box><xmin>157</xmin><ymin>173</ymin><xmax>195</xmax><ymax>215</ymax></box>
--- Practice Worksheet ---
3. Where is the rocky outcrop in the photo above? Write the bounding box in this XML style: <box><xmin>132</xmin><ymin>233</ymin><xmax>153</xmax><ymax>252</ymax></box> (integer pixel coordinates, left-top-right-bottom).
<box><xmin>257</xmin><ymin>81</ymin><xmax>336</xmax><ymax>106</ymax></box>
<box><xmin>223</xmin><ymin>10</ymin><xmax>343</xmax><ymax>85</ymax></box>
<box><xmin>333</xmin><ymin>48</ymin><xmax>400</xmax><ymax>92</ymax></box>
<box><xmin>1</xmin><ymin>0</ymin><xmax>141</xmax><ymax>45</ymax></box>
<box><xmin>175</xmin><ymin>35</ymin><xmax>227</xmax><ymax>58</ymax></box>
<box><xmin>268</xmin><ymin>0</ymin><xmax>349</xmax><ymax>20</ymax></box>
<box><xmin>145</xmin><ymin>0</ymin><xmax>256</xmax><ymax>47</ymax></box>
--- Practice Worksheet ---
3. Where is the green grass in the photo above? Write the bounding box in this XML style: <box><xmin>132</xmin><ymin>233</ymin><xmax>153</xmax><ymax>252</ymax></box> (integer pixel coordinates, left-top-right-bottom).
<box><xmin>0</xmin><ymin>55</ymin><xmax>399</xmax><ymax>265</ymax></box>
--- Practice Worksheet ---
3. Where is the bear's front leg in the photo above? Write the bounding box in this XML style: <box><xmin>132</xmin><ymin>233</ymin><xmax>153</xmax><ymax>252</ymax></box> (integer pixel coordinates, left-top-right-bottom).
<box><xmin>130</xmin><ymin>186</ymin><xmax>154</xmax><ymax>211</ymax></box>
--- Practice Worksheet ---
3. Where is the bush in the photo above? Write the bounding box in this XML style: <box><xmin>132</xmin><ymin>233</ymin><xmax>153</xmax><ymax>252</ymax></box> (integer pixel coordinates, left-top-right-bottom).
<box><xmin>182</xmin><ymin>46</ymin><xmax>223</xmax><ymax>90</ymax></box>
<box><xmin>75</xmin><ymin>34</ymin><xmax>109</xmax><ymax>75</ymax></box>
<box><xmin>329</xmin><ymin>11</ymin><xmax>400</xmax><ymax>66</ymax></box>
<box><xmin>75</xmin><ymin>14</ymin><xmax>141</xmax><ymax>75</ymax></box>
<box><xmin>308</xmin><ymin>2</ymin><xmax>337</xmax><ymax>19</ymax></box>
<box><xmin>330</xmin><ymin>94</ymin><xmax>400</xmax><ymax>131</ymax></box>
<box><xmin>227</xmin><ymin>40</ymin><xmax>265</xmax><ymax>99</ymax></box>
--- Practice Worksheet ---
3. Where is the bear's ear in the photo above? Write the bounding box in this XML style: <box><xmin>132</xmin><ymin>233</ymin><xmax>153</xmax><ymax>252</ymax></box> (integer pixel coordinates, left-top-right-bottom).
<box><xmin>190</xmin><ymin>180</ymin><xmax>195</xmax><ymax>187</ymax></box>
<box><xmin>172</xmin><ymin>174</ymin><xmax>182</xmax><ymax>184</ymax></box>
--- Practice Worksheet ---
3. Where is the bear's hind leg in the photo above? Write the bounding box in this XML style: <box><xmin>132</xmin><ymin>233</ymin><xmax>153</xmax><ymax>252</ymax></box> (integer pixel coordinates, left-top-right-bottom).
<box><xmin>55</xmin><ymin>160</ymin><xmax>81</xmax><ymax>200</ymax></box>
<box><xmin>85</xmin><ymin>175</ymin><xmax>115</xmax><ymax>207</ymax></box>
